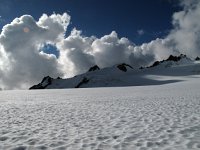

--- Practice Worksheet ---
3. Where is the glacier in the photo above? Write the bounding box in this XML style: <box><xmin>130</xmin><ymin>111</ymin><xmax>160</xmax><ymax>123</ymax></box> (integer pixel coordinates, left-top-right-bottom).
<box><xmin>0</xmin><ymin>60</ymin><xmax>200</xmax><ymax>150</ymax></box>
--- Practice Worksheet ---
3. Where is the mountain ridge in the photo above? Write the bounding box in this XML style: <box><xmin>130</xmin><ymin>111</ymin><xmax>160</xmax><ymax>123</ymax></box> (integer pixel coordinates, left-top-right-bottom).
<box><xmin>29</xmin><ymin>54</ymin><xmax>200</xmax><ymax>90</ymax></box>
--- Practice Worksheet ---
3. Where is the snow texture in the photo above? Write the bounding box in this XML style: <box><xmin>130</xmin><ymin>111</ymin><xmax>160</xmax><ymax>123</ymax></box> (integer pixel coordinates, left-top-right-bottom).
<box><xmin>1</xmin><ymin>68</ymin><xmax>200</xmax><ymax>150</ymax></box>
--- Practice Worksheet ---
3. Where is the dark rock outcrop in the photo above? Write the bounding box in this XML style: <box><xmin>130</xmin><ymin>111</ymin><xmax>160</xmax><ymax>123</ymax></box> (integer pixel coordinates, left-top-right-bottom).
<box><xmin>195</xmin><ymin>56</ymin><xmax>200</xmax><ymax>61</ymax></box>
<box><xmin>41</xmin><ymin>76</ymin><xmax>53</xmax><ymax>84</ymax></box>
<box><xmin>139</xmin><ymin>66</ymin><xmax>144</xmax><ymax>70</ymax></box>
<box><xmin>29</xmin><ymin>76</ymin><xmax>53</xmax><ymax>90</ymax></box>
<box><xmin>166</xmin><ymin>54</ymin><xmax>186</xmax><ymax>62</ymax></box>
<box><xmin>117</xmin><ymin>63</ymin><xmax>133</xmax><ymax>72</ymax></box>
<box><xmin>88</xmin><ymin>65</ymin><xmax>100</xmax><ymax>72</ymax></box>
<box><xmin>75</xmin><ymin>77</ymin><xmax>90</xmax><ymax>88</ymax></box>
<box><xmin>29</xmin><ymin>83</ymin><xmax>44</xmax><ymax>90</ymax></box>
<box><xmin>149</xmin><ymin>61</ymin><xmax>160</xmax><ymax>68</ymax></box>
<box><xmin>148</xmin><ymin>54</ymin><xmax>187</xmax><ymax>68</ymax></box>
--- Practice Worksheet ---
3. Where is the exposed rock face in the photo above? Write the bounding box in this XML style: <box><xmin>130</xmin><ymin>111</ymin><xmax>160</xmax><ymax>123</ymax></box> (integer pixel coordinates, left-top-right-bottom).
<box><xmin>166</xmin><ymin>54</ymin><xmax>186</xmax><ymax>62</ymax></box>
<box><xmin>148</xmin><ymin>54</ymin><xmax>187</xmax><ymax>68</ymax></box>
<box><xmin>29</xmin><ymin>76</ymin><xmax>53</xmax><ymax>90</ymax></box>
<box><xmin>88</xmin><ymin>65</ymin><xmax>100</xmax><ymax>72</ymax></box>
<box><xmin>195</xmin><ymin>56</ymin><xmax>200</xmax><ymax>61</ymax></box>
<box><xmin>117</xmin><ymin>63</ymin><xmax>133</xmax><ymax>72</ymax></box>
<box><xmin>75</xmin><ymin>77</ymin><xmax>90</xmax><ymax>88</ymax></box>
<box><xmin>29</xmin><ymin>83</ymin><xmax>44</xmax><ymax>90</ymax></box>
<box><xmin>28</xmin><ymin>55</ymin><xmax>197</xmax><ymax>90</ymax></box>
<box><xmin>149</xmin><ymin>61</ymin><xmax>160</xmax><ymax>68</ymax></box>
<box><xmin>41</xmin><ymin>76</ymin><xmax>53</xmax><ymax>84</ymax></box>
<box><xmin>139</xmin><ymin>66</ymin><xmax>144</xmax><ymax>70</ymax></box>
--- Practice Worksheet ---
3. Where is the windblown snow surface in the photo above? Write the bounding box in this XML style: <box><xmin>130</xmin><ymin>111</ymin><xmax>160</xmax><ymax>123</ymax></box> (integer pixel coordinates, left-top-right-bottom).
<box><xmin>1</xmin><ymin>63</ymin><xmax>200</xmax><ymax>150</ymax></box>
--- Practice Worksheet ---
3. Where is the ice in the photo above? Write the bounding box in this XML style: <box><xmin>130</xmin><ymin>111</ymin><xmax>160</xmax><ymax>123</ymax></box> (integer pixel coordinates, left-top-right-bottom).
<box><xmin>0</xmin><ymin>72</ymin><xmax>200</xmax><ymax>149</ymax></box>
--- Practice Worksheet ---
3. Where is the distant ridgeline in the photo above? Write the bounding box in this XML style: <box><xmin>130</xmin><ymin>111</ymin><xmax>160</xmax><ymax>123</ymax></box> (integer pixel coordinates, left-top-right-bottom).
<box><xmin>29</xmin><ymin>54</ymin><xmax>200</xmax><ymax>90</ymax></box>
<box><xmin>147</xmin><ymin>54</ymin><xmax>188</xmax><ymax>68</ymax></box>
<box><xmin>29</xmin><ymin>63</ymin><xmax>133</xmax><ymax>89</ymax></box>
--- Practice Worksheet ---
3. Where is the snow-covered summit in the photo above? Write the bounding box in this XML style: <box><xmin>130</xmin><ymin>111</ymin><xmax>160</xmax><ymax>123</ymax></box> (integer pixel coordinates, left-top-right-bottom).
<box><xmin>147</xmin><ymin>54</ymin><xmax>192</xmax><ymax>68</ymax></box>
<box><xmin>29</xmin><ymin>55</ymin><xmax>200</xmax><ymax>89</ymax></box>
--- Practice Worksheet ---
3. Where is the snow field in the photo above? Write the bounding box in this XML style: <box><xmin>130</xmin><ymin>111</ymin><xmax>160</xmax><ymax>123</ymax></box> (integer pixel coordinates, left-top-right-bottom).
<box><xmin>0</xmin><ymin>76</ymin><xmax>200</xmax><ymax>150</ymax></box>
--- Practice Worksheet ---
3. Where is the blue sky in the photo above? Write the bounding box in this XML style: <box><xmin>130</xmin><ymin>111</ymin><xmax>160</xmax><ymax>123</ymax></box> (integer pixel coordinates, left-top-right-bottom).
<box><xmin>1</xmin><ymin>0</ymin><xmax>200</xmax><ymax>89</ymax></box>
<box><xmin>0</xmin><ymin>0</ymin><xmax>180</xmax><ymax>44</ymax></box>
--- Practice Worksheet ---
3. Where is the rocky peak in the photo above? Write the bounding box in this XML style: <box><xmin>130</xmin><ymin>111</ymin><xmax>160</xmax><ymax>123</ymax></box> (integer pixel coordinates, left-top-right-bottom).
<box><xmin>88</xmin><ymin>65</ymin><xmax>100</xmax><ymax>72</ymax></box>
<box><xmin>29</xmin><ymin>76</ymin><xmax>53</xmax><ymax>90</ymax></box>
<box><xmin>117</xmin><ymin>63</ymin><xmax>133</xmax><ymax>72</ymax></box>
<box><xmin>148</xmin><ymin>54</ymin><xmax>188</xmax><ymax>68</ymax></box>
<box><xmin>195</xmin><ymin>56</ymin><xmax>200</xmax><ymax>61</ymax></box>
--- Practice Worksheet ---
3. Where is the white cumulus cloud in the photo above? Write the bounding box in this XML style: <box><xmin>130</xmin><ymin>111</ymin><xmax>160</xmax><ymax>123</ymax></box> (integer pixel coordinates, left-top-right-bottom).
<box><xmin>0</xmin><ymin>13</ymin><xmax>70</xmax><ymax>89</ymax></box>
<box><xmin>0</xmin><ymin>0</ymin><xmax>200</xmax><ymax>89</ymax></box>
<box><xmin>167</xmin><ymin>0</ymin><xmax>200</xmax><ymax>57</ymax></box>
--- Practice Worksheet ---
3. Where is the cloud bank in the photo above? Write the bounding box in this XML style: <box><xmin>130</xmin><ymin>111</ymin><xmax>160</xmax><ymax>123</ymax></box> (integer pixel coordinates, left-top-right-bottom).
<box><xmin>0</xmin><ymin>13</ymin><xmax>70</xmax><ymax>89</ymax></box>
<box><xmin>0</xmin><ymin>0</ymin><xmax>200</xmax><ymax>89</ymax></box>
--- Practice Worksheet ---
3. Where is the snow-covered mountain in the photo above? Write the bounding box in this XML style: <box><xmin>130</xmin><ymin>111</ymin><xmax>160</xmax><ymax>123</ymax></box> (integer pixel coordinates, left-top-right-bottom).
<box><xmin>1</xmin><ymin>64</ymin><xmax>200</xmax><ymax>150</ymax></box>
<box><xmin>1</xmin><ymin>55</ymin><xmax>200</xmax><ymax>150</ymax></box>
<box><xmin>29</xmin><ymin>54</ymin><xmax>200</xmax><ymax>89</ymax></box>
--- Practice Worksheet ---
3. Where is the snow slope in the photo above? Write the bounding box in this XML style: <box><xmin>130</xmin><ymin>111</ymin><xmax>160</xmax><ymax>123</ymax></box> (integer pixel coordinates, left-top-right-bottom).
<box><xmin>30</xmin><ymin>56</ymin><xmax>200</xmax><ymax>89</ymax></box>
<box><xmin>0</xmin><ymin>71</ymin><xmax>200</xmax><ymax>149</ymax></box>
